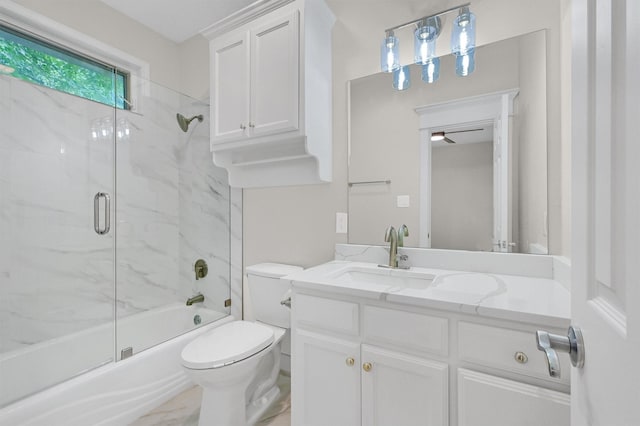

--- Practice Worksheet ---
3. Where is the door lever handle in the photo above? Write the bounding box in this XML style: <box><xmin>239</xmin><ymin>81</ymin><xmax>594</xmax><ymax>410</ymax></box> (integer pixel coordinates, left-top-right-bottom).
<box><xmin>536</xmin><ymin>326</ymin><xmax>585</xmax><ymax>378</ymax></box>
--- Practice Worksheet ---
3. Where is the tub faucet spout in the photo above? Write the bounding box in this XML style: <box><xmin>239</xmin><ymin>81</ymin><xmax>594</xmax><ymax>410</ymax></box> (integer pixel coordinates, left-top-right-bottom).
<box><xmin>186</xmin><ymin>294</ymin><xmax>204</xmax><ymax>306</ymax></box>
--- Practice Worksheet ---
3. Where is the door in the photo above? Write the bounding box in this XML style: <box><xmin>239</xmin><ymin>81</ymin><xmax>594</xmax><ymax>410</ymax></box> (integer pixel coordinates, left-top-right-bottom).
<box><xmin>211</xmin><ymin>31</ymin><xmax>249</xmax><ymax>144</ymax></box>
<box><xmin>292</xmin><ymin>330</ymin><xmax>360</xmax><ymax>426</ymax></box>
<box><xmin>250</xmin><ymin>10</ymin><xmax>299</xmax><ymax>137</ymax></box>
<box><xmin>361</xmin><ymin>345</ymin><xmax>448</xmax><ymax>426</ymax></box>
<box><xmin>0</xmin><ymin>74</ymin><xmax>115</xmax><ymax>406</ymax></box>
<box><xmin>571</xmin><ymin>1</ymin><xmax>640</xmax><ymax>425</ymax></box>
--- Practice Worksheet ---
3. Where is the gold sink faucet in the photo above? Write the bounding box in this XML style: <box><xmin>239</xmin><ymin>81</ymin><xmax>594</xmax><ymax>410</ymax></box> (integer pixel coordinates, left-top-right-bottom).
<box><xmin>384</xmin><ymin>226</ymin><xmax>398</xmax><ymax>268</ymax></box>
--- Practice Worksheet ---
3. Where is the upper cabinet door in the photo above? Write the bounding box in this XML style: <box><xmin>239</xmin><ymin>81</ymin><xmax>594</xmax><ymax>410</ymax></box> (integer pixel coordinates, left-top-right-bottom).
<box><xmin>211</xmin><ymin>32</ymin><xmax>249</xmax><ymax>144</ymax></box>
<box><xmin>249</xmin><ymin>10</ymin><xmax>299</xmax><ymax>138</ymax></box>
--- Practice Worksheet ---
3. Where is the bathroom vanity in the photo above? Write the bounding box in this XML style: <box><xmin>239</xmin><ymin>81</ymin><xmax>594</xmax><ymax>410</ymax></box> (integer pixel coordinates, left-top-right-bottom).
<box><xmin>288</xmin><ymin>247</ymin><xmax>571</xmax><ymax>426</ymax></box>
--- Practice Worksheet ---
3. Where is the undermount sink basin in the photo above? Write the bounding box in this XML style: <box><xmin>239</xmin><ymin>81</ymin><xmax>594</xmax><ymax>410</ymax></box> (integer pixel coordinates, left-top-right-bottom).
<box><xmin>331</xmin><ymin>266</ymin><xmax>435</xmax><ymax>289</ymax></box>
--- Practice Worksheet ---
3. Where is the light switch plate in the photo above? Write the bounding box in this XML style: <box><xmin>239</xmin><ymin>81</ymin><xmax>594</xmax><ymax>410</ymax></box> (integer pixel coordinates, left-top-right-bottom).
<box><xmin>397</xmin><ymin>195</ymin><xmax>410</xmax><ymax>208</ymax></box>
<box><xmin>336</xmin><ymin>212</ymin><xmax>348</xmax><ymax>233</ymax></box>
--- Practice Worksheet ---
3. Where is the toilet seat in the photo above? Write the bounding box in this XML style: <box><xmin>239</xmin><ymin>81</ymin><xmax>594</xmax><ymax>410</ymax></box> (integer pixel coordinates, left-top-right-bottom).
<box><xmin>181</xmin><ymin>321</ymin><xmax>274</xmax><ymax>370</ymax></box>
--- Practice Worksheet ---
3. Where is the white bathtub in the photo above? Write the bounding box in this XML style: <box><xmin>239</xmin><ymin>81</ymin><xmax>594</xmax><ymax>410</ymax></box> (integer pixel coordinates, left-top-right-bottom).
<box><xmin>0</xmin><ymin>303</ymin><xmax>232</xmax><ymax>426</ymax></box>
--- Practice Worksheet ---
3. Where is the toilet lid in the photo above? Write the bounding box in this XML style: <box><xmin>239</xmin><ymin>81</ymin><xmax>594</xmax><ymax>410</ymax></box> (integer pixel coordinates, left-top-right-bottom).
<box><xmin>181</xmin><ymin>321</ymin><xmax>274</xmax><ymax>370</ymax></box>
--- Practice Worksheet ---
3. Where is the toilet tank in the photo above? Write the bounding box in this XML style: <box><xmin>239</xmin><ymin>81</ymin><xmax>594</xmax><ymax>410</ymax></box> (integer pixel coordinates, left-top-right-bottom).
<box><xmin>246</xmin><ymin>263</ymin><xmax>303</xmax><ymax>328</ymax></box>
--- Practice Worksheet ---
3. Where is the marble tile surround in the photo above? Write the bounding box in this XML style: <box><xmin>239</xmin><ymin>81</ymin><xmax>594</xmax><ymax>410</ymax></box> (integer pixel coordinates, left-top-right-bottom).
<box><xmin>0</xmin><ymin>75</ymin><xmax>241</xmax><ymax>363</ymax></box>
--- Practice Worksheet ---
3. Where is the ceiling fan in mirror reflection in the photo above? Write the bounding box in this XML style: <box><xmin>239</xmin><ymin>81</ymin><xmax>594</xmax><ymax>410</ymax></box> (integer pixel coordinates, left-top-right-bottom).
<box><xmin>431</xmin><ymin>128</ymin><xmax>483</xmax><ymax>144</ymax></box>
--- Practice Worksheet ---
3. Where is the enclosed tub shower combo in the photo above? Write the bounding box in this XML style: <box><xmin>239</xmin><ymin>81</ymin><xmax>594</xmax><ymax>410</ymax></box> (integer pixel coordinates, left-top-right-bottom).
<box><xmin>0</xmin><ymin>71</ymin><xmax>234</xmax><ymax>424</ymax></box>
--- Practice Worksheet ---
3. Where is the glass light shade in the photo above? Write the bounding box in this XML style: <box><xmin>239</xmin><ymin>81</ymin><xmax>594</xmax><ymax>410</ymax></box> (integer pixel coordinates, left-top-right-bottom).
<box><xmin>455</xmin><ymin>49</ymin><xmax>476</xmax><ymax>76</ymax></box>
<box><xmin>451</xmin><ymin>7</ymin><xmax>476</xmax><ymax>55</ymax></box>
<box><xmin>393</xmin><ymin>65</ymin><xmax>411</xmax><ymax>91</ymax></box>
<box><xmin>380</xmin><ymin>33</ymin><xmax>400</xmax><ymax>73</ymax></box>
<box><xmin>421</xmin><ymin>57</ymin><xmax>440</xmax><ymax>83</ymax></box>
<box><xmin>414</xmin><ymin>19</ymin><xmax>438</xmax><ymax>65</ymax></box>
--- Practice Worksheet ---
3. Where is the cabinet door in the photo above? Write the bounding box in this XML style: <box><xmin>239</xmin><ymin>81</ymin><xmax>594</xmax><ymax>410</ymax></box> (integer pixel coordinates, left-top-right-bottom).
<box><xmin>361</xmin><ymin>345</ymin><xmax>448</xmax><ymax>426</ymax></box>
<box><xmin>211</xmin><ymin>31</ymin><xmax>249</xmax><ymax>144</ymax></box>
<box><xmin>249</xmin><ymin>10</ymin><xmax>299</xmax><ymax>137</ymax></box>
<box><xmin>457</xmin><ymin>369</ymin><xmax>569</xmax><ymax>426</ymax></box>
<box><xmin>292</xmin><ymin>330</ymin><xmax>360</xmax><ymax>426</ymax></box>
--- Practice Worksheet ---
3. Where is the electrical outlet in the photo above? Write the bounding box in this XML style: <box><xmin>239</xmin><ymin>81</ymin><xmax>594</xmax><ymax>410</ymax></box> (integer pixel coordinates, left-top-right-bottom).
<box><xmin>397</xmin><ymin>195</ymin><xmax>410</xmax><ymax>208</ymax></box>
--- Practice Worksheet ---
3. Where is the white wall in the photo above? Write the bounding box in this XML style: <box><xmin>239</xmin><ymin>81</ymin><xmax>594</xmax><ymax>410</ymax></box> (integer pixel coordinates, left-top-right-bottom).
<box><xmin>517</xmin><ymin>30</ymin><xmax>549</xmax><ymax>253</ymax></box>
<box><xmin>432</xmin><ymin>142</ymin><xmax>494</xmax><ymax>251</ymax></box>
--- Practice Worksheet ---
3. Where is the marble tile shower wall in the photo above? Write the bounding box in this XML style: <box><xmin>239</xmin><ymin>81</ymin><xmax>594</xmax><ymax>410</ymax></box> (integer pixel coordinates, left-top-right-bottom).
<box><xmin>0</xmin><ymin>75</ymin><xmax>231</xmax><ymax>354</ymax></box>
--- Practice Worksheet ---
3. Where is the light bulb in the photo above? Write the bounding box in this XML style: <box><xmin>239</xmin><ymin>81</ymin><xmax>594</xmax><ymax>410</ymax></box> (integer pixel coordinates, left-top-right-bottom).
<box><xmin>451</xmin><ymin>7</ymin><xmax>476</xmax><ymax>56</ymax></box>
<box><xmin>380</xmin><ymin>32</ymin><xmax>400</xmax><ymax>73</ymax></box>
<box><xmin>421</xmin><ymin>57</ymin><xmax>440</xmax><ymax>83</ymax></box>
<box><xmin>393</xmin><ymin>65</ymin><xmax>411</xmax><ymax>91</ymax></box>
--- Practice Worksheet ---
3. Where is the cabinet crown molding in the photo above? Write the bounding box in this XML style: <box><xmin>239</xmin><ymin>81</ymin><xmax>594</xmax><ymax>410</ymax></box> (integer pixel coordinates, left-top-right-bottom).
<box><xmin>200</xmin><ymin>0</ymin><xmax>295</xmax><ymax>40</ymax></box>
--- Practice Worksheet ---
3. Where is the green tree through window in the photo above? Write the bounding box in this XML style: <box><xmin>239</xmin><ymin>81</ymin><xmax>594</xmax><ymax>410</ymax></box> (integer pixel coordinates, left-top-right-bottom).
<box><xmin>0</xmin><ymin>25</ymin><xmax>128</xmax><ymax>109</ymax></box>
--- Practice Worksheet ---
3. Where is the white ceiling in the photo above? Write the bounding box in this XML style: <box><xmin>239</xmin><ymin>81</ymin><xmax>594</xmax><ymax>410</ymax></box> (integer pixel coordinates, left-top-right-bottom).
<box><xmin>100</xmin><ymin>0</ymin><xmax>256</xmax><ymax>43</ymax></box>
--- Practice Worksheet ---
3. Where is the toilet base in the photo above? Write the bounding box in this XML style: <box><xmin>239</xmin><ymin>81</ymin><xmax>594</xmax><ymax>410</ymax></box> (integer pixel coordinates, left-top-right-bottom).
<box><xmin>246</xmin><ymin>385</ymin><xmax>281</xmax><ymax>425</ymax></box>
<box><xmin>199</xmin><ymin>378</ymin><xmax>250</xmax><ymax>426</ymax></box>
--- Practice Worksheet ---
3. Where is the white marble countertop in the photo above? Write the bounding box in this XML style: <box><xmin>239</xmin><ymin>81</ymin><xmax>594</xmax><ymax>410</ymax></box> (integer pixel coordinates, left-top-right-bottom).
<box><xmin>287</xmin><ymin>260</ymin><xmax>571</xmax><ymax>329</ymax></box>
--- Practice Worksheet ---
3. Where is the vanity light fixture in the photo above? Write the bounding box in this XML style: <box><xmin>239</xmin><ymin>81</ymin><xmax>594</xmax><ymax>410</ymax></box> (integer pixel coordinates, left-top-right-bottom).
<box><xmin>380</xmin><ymin>3</ymin><xmax>475</xmax><ymax>90</ymax></box>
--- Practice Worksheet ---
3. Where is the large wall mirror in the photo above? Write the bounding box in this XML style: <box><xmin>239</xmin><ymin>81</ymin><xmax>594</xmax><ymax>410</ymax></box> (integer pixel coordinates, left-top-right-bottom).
<box><xmin>348</xmin><ymin>30</ymin><xmax>548</xmax><ymax>254</ymax></box>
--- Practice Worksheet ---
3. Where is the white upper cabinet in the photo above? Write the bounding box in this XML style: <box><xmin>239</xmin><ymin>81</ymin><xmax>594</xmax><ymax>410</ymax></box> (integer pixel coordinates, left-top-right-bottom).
<box><xmin>202</xmin><ymin>0</ymin><xmax>334</xmax><ymax>188</ymax></box>
<box><xmin>211</xmin><ymin>32</ymin><xmax>249</xmax><ymax>142</ymax></box>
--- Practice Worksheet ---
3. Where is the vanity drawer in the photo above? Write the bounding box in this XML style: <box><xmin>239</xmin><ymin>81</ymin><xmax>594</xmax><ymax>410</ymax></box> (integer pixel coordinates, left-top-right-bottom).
<box><xmin>294</xmin><ymin>293</ymin><xmax>359</xmax><ymax>336</ymax></box>
<box><xmin>363</xmin><ymin>305</ymin><xmax>448</xmax><ymax>356</ymax></box>
<box><xmin>458</xmin><ymin>322</ymin><xmax>570</xmax><ymax>385</ymax></box>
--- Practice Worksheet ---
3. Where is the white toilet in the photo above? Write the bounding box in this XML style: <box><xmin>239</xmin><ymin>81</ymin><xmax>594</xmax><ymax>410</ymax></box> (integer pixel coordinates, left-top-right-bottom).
<box><xmin>181</xmin><ymin>263</ymin><xmax>302</xmax><ymax>426</ymax></box>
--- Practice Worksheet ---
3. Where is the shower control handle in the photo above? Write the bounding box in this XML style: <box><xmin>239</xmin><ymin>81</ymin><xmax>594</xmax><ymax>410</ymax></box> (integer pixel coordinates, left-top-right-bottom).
<box><xmin>93</xmin><ymin>192</ymin><xmax>111</xmax><ymax>235</ymax></box>
<box><xmin>240</xmin><ymin>123</ymin><xmax>246</xmax><ymax>130</ymax></box>
<box><xmin>249</xmin><ymin>123</ymin><xmax>255</xmax><ymax>128</ymax></box>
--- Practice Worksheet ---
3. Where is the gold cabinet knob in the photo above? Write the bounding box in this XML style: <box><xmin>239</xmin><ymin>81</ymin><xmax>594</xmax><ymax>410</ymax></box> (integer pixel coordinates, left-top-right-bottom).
<box><xmin>514</xmin><ymin>351</ymin><xmax>528</xmax><ymax>364</ymax></box>
<box><xmin>346</xmin><ymin>357</ymin><xmax>355</xmax><ymax>367</ymax></box>
<box><xmin>363</xmin><ymin>362</ymin><xmax>372</xmax><ymax>372</ymax></box>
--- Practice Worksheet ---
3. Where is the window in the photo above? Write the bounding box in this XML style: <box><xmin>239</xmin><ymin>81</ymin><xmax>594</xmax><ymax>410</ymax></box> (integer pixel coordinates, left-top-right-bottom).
<box><xmin>0</xmin><ymin>24</ymin><xmax>129</xmax><ymax>109</ymax></box>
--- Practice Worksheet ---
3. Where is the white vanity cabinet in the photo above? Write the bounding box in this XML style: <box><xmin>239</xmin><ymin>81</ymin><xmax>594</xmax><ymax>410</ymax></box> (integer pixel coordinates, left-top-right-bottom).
<box><xmin>201</xmin><ymin>0</ymin><xmax>334</xmax><ymax>187</ymax></box>
<box><xmin>291</xmin><ymin>289</ymin><xmax>570</xmax><ymax>426</ymax></box>
<box><xmin>292</xmin><ymin>293</ymin><xmax>449</xmax><ymax>426</ymax></box>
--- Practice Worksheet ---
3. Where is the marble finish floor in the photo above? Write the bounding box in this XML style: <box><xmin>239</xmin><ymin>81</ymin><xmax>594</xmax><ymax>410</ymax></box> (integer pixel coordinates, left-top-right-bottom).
<box><xmin>130</xmin><ymin>374</ymin><xmax>291</xmax><ymax>426</ymax></box>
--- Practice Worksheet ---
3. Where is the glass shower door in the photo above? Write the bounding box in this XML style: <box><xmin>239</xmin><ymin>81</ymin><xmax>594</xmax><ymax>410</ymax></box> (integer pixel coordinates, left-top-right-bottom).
<box><xmin>114</xmin><ymin>78</ymin><xmax>230</xmax><ymax>359</ymax></box>
<box><xmin>0</xmin><ymin>75</ymin><xmax>116</xmax><ymax>407</ymax></box>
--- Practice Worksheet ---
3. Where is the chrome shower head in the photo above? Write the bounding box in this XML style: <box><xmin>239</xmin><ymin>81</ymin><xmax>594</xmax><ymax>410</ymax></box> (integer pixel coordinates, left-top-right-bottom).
<box><xmin>176</xmin><ymin>113</ymin><xmax>204</xmax><ymax>132</ymax></box>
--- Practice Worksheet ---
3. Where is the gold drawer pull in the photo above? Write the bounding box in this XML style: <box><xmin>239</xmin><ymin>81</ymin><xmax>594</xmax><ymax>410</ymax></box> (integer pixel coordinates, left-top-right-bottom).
<box><xmin>363</xmin><ymin>362</ymin><xmax>372</xmax><ymax>372</ymax></box>
<box><xmin>514</xmin><ymin>351</ymin><xmax>528</xmax><ymax>364</ymax></box>
<box><xmin>346</xmin><ymin>357</ymin><xmax>355</xmax><ymax>367</ymax></box>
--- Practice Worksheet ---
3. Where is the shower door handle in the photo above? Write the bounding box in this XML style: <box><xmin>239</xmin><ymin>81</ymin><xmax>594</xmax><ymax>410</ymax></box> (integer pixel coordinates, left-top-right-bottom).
<box><xmin>94</xmin><ymin>192</ymin><xmax>111</xmax><ymax>235</ymax></box>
